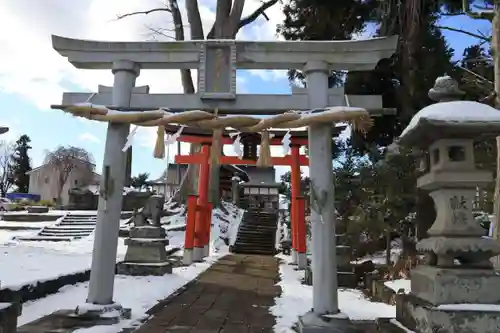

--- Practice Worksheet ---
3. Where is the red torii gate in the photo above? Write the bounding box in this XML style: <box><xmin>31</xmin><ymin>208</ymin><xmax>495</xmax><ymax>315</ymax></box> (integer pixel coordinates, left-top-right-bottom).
<box><xmin>172</xmin><ymin>126</ymin><xmax>309</xmax><ymax>265</ymax></box>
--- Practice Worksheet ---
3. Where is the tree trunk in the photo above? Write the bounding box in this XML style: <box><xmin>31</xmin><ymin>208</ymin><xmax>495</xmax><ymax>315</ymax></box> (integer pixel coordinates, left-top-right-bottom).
<box><xmin>385</xmin><ymin>228</ymin><xmax>392</xmax><ymax>265</ymax></box>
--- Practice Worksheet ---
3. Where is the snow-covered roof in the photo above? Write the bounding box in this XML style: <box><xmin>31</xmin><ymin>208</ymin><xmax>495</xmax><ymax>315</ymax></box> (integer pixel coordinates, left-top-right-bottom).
<box><xmin>399</xmin><ymin>100</ymin><xmax>500</xmax><ymax>148</ymax></box>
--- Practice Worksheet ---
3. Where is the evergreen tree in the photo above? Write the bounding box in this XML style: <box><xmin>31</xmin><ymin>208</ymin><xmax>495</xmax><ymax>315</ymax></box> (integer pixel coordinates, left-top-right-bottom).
<box><xmin>11</xmin><ymin>135</ymin><xmax>32</xmax><ymax>193</ymax></box>
<box><xmin>277</xmin><ymin>0</ymin><xmax>377</xmax><ymax>85</ymax></box>
<box><xmin>131</xmin><ymin>172</ymin><xmax>150</xmax><ymax>191</ymax></box>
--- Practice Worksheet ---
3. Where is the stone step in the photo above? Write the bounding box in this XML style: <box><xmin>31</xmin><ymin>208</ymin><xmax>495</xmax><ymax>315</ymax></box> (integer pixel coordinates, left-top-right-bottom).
<box><xmin>63</xmin><ymin>218</ymin><xmax>97</xmax><ymax>222</ymax></box>
<box><xmin>233</xmin><ymin>240</ymin><xmax>275</xmax><ymax>248</ymax></box>
<box><xmin>236</xmin><ymin>231</ymin><xmax>275</xmax><ymax>237</ymax></box>
<box><xmin>231</xmin><ymin>247</ymin><xmax>276</xmax><ymax>255</ymax></box>
<box><xmin>242</xmin><ymin>222</ymin><xmax>277</xmax><ymax>227</ymax></box>
<box><xmin>39</xmin><ymin>230</ymin><xmax>92</xmax><ymax>236</ymax></box>
<box><xmin>15</xmin><ymin>235</ymin><xmax>74</xmax><ymax>242</ymax></box>
<box><xmin>236</xmin><ymin>233</ymin><xmax>276</xmax><ymax>242</ymax></box>
<box><xmin>238</xmin><ymin>228</ymin><xmax>276</xmax><ymax>234</ymax></box>
<box><xmin>244</xmin><ymin>214</ymin><xmax>276</xmax><ymax>219</ymax></box>
<box><xmin>240</xmin><ymin>221</ymin><xmax>278</xmax><ymax>229</ymax></box>
<box><xmin>64</xmin><ymin>215</ymin><xmax>97</xmax><ymax>218</ymax></box>
<box><xmin>59</xmin><ymin>222</ymin><xmax>96</xmax><ymax>226</ymax></box>
<box><xmin>44</xmin><ymin>226</ymin><xmax>94</xmax><ymax>231</ymax></box>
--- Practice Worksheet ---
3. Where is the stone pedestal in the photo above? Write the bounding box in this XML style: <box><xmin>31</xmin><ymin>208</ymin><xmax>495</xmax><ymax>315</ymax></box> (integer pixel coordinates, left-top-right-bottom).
<box><xmin>299</xmin><ymin>312</ymin><xmax>362</xmax><ymax>333</ymax></box>
<box><xmin>117</xmin><ymin>226</ymin><xmax>172</xmax><ymax>276</ymax></box>
<box><xmin>0</xmin><ymin>302</ymin><xmax>20</xmax><ymax>333</ymax></box>
<box><xmin>391</xmin><ymin>76</ymin><xmax>500</xmax><ymax>333</ymax></box>
<box><xmin>336</xmin><ymin>235</ymin><xmax>356</xmax><ymax>288</ymax></box>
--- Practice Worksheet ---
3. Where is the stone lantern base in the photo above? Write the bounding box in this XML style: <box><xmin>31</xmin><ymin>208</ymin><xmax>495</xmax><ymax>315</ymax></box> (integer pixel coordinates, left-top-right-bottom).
<box><xmin>336</xmin><ymin>244</ymin><xmax>356</xmax><ymax>288</ymax></box>
<box><xmin>116</xmin><ymin>226</ymin><xmax>173</xmax><ymax>276</ymax></box>
<box><xmin>395</xmin><ymin>292</ymin><xmax>500</xmax><ymax>333</ymax></box>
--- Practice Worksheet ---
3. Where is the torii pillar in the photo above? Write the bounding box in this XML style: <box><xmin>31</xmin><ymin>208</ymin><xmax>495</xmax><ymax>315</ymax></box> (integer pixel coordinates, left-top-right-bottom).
<box><xmin>87</xmin><ymin>61</ymin><xmax>139</xmax><ymax>312</ymax></box>
<box><xmin>304</xmin><ymin>61</ymin><xmax>338</xmax><ymax>317</ymax></box>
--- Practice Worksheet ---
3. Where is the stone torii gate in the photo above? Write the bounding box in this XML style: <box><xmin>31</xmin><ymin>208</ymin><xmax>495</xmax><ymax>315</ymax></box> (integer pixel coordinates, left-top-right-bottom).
<box><xmin>51</xmin><ymin>35</ymin><xmax>397</xmax><ymax>328</ymax></box>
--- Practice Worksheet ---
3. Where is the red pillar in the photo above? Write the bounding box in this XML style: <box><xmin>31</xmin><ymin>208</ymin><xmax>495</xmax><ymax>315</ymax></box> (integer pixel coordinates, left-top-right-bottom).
<box><xmin>290</xmin><ymin>145</ymin><xmax>301</xmax><ymax>257</ymax></box>
<box><xmin>204</xmin><ymin>202</ymin><xmax>213</xmax><ymax>248</ymax></box>
<box><xmin>194</xmin><ymin>144</ymin><xmax>211</xmax><ymax>256</ymax></box>
<box><xmin>184</xmin><ymin>195</ymin><xmax>198</xmax><ymax>250</ymax></box>
<box><xmin>296</xmin><ymin>196</ymin><xmax>307</xmax><ymax>254</ymax></box>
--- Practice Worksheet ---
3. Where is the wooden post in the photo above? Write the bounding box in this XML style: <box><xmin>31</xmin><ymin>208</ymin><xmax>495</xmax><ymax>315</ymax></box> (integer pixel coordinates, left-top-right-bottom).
<box><xmin>297</xmin><ymin>196</ymin><xmax>307</xmax><ymax>269</ymax></box>
<box><xmin>291</xmin><ymin>145</ymin><xmax>301</xmax><ymax>264</ymax></box>
<box><xmin>183</xmin><ymin>194</ymin><xmax>198</xmax><ymax>265</ymax></box>
<box><xmin>203</xmin><ymin>202</ymin><xmax>213</xmax><ymax>258</ymax></box>
<box><xmin>194</xmin><ymin>144</ymin><xmax>211</xmax><ymax>262</ymax></box>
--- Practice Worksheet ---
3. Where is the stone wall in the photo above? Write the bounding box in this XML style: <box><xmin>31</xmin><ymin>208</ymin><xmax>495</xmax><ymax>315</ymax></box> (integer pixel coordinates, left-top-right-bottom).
<box><xmin>67</xmin><ymin>189</ymin><xmax>152</xmax><ymax>211</ymax></box>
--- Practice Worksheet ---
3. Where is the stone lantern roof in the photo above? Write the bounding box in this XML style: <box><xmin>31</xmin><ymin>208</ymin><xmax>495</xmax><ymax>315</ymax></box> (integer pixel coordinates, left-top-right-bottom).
<box><xmin>398</xmin><ymin>75</ymin><xmax>500</xmax><ymax>149</ymax></box>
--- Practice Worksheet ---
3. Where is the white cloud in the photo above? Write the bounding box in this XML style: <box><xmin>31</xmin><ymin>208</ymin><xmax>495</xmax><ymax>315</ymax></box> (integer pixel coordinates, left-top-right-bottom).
<box><xmin>0</xmin><ymin>0</ymin><xmax>284</xmax><ymax>111</ymax></box>
<box><xmin>78</xmin><ymin>132</ymin><xmax>100</xmax><ymax>143</ymax></box>
<box><xmin>0</xmin><ymin>0</ymin><xmax>285</xmax><ymax>162</ymax></box>
<box><xmin>0</xmin><ymin>118</ymin><xmax>22</xmax><ymax>143</ymax></box>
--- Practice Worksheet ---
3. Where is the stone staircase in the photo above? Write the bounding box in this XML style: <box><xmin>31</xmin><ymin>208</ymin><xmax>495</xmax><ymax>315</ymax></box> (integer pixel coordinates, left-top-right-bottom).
<box><xmin>16</xmin><ymin>214</ymin><xmax>97</xmax><ymax>242</ymax></box>
<box><xmin>231</xmin><ymin>210</ymin><xmax>278</xmax><ymax>255</ymax></box>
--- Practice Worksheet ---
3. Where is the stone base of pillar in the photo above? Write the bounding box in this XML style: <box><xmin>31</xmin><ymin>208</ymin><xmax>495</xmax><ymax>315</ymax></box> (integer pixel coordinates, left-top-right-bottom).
<box><xmin>0</xmin><ymin>302</ymin><xmax>20</xmax><ymax>333</ymax></box>
<box><xmin>116</xmin><ymin>261</ymin><xmax>172</xmax><ymax>276</ymax></box>
<box><xmin>183</xmin><ymin>248</ymin><xmax>194</xmax><ymax>265</ymax></box>
<box><xmin>72</xmin><ymin>303</ymin><xmax>131</xmax><ymax>325</ymax></box>
<box><xmin>298</xmin><ymin>312</ymin><xmax>360</xmax><ymax>333</ymax></box>
<box><xmin>297</xmin><ymin>252</ymin><xmax>307</xmax><ymax>270</ymax></box>
<box><xmin>291</xmin><ymin>249</ymin><xmax>298</xmax><ymax>264</ymax></box>
<box><xmin>16</xmin><ymin>305</ymin><xmax>131</xmax><ymax>332</ymax></box>
<box><xmin>193</xmin><ymin>247</ymin><xmax>204</xmax><ymax>262</ymax></box>
<box><xmin>203</xmin><ymin>244</ymin><xmax>209</xmax><ymax>258</ymax></box>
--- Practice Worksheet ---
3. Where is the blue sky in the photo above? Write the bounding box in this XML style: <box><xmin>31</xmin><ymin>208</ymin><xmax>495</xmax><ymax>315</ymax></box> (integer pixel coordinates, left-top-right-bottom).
<box><xmin>0</xmin><ymin>1</ymin><xmax>492</xmax><ymax>182</ymax></box>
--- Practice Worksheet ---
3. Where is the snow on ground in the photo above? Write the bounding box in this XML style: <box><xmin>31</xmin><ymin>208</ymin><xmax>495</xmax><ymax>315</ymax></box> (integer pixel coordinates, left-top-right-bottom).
<box><xmin>0</xmin><ymin>203</ymin><xmax>245</xmax><ymax>331</ymax></box>
<box><xmin>212</xmin><ymin>201</ymin><xmax>245</xmax><ymax>250</ymax></box>
<box><xmin>2</xmin><ymin>210</ymin><xmax>64</xmax><ymax>216</ymax></box>
<box><xmin>0</xmin><ymin>221</ymin><xmax>56</xmax><ymax>228</ymax></box>
<box><xmin>271</xmin><ymin>254</ymin><xmax>395</xmax><ymax>333</ymax></box>
<box><xmin>351</xmin><ymin>248</ymin><xmax>401</xmax><ymax>265</ymax></box>
<box><xmin>18</xmin><ymin>255</ymin><xmax>225</xmax><ymax>330</ymax></box>
<box><xmin>384</xmin><ymin>279</ymin><xmax>411</xmax><ymax>294</ymax></box>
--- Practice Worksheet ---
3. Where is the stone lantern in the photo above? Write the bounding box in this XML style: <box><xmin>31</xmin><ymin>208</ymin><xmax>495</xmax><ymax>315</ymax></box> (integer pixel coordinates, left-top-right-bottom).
<box><xmin>394</xmin><ymin>76</ymin><xmax>500</xmax><ymax>333</ymax></box>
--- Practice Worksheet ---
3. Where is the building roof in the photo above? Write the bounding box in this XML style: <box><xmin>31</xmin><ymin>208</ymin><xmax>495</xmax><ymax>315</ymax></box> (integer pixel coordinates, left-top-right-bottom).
<box><xmin>151</xmin><ymin>163</ymin><xmax>250</xmax><ymax>184</ymax></box>
<box><xmin>27</xmin><ymin>159</ymin><xmax>97</xmax><ymax>175</ymax></box>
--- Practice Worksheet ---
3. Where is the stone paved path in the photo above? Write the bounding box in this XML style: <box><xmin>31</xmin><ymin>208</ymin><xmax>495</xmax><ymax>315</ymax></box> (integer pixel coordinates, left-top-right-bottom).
<box><xmin>136</xmin><ymin>254</ymin><xmax>280</xmax><ymax>333</ymax></box>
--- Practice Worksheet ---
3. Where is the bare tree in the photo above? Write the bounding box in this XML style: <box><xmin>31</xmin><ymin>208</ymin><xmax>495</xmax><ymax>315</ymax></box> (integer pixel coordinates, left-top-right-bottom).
<box><xmin>118</xmin><ymin>0</ymin><xmax>279</xmax><ymax>205</ymax></box>
<box><xmin>44</xmin><ymin>146</ymin><xmax>95</xmax><ymax>203</ymax></box>
<box><xmin>0</xmin><ymin>141</ymin><xmax>15</xmax><ymax>197</ymax></box>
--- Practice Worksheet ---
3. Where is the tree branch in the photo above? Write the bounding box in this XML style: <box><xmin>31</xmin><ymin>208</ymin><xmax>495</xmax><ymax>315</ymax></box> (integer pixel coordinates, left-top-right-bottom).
<box><xmin>435</xmin><ymin>25</ymin><xmax>491</xmax><ymax>41</ymax></box>
<box><xmin>116</xmin><ymin>7</ymin><xmax>171</xmax><ymax>20</ymax></box>
<box><xmin>185</xmin><ymin>0</ymin><xmax>205</xmax><ymax>39</ymax></box>
<box><xmin>228</xmin><ymin>0</ymin><xmax>246</xmax><ymax>35</ymax></box>
<box><xmin>207</xmin><ymin>0</ymin><xmax>279</xmax><ymax>38</ymax></box>
<box><xmin>238</xmin><ymin>0</ymin><xmax>278</xmax><ymax>30</ymax></box>
<box><xmin>168</xmin><ymin>0</ymin><xmax>196</xmax><ymax>93</ymax></box>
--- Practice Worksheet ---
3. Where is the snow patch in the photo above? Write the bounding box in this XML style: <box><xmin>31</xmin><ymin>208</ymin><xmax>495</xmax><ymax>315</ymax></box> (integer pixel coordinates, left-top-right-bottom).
<box><xmin>270</xmin><ymin>255</ymin><xmax>396</xmax><ymax>332</ymax></box>
<box><xmin>400</xmin><ymin>101</ymin><xmax>500</xmax><ymax>138</ymax></box>
<box><xmin>384</xmin><ymin>279</ymin><xmax>411</xmax><ymax>294</ymax></box>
